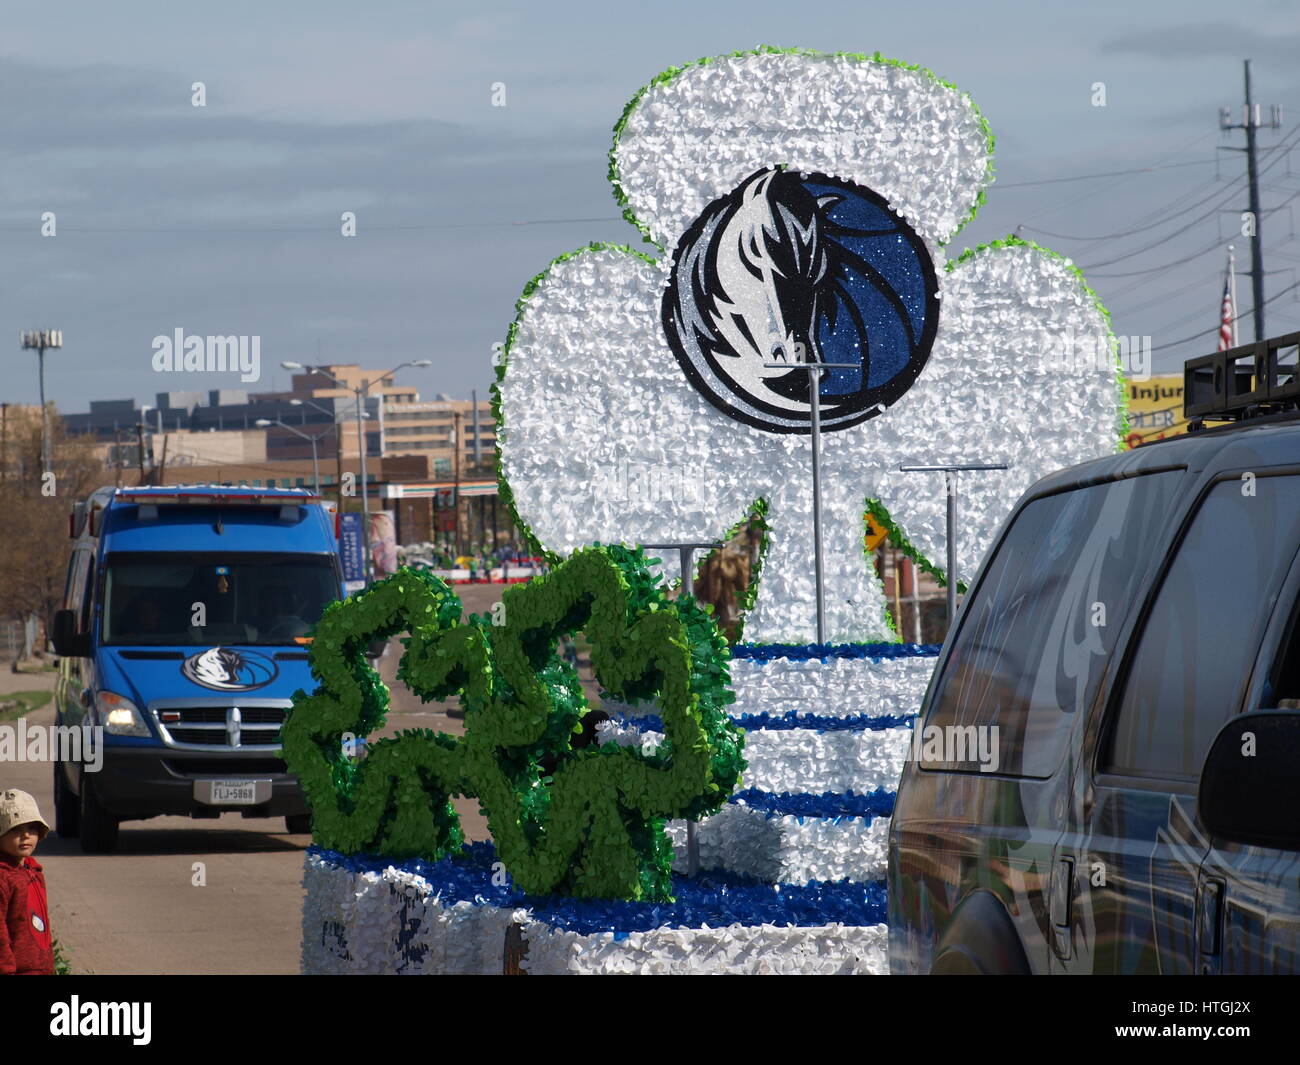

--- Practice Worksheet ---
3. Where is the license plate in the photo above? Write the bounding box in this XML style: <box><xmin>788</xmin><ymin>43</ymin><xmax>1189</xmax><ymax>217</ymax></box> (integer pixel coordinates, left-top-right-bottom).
<box><xmin>195</xmin><ymin>779</ymin><xmax>269</xmax><ymax>805</ymax></box>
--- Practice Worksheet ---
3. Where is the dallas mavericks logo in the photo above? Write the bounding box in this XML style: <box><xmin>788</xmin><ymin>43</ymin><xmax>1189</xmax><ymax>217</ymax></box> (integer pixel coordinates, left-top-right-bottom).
<box><xmin>663</xmin><ymin>168</ymin><xmax>939</xmax><ymax>433</ymax></box>
<box><xmin>181</xmin><ymin>647</ymin><xmax>278</xmax><ymax>692</ymax></box>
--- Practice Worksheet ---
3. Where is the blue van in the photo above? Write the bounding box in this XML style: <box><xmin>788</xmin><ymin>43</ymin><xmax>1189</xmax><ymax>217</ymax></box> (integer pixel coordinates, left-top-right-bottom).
<box><xmin>51</xmin><ymin>485</ymin><xmax>346</xmax><ymax>852</ymax></box>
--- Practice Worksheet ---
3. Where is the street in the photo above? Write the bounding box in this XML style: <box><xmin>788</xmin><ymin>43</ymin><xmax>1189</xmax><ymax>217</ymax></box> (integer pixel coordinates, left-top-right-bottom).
<box><xmin>0</xmin><ymin>581</ymin><xmax>502</xmax><ymax>976</ymax></box>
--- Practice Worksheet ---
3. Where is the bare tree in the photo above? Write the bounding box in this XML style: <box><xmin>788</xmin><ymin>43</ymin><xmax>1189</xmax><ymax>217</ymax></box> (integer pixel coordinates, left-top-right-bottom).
<box><xmin>0</xmin><ymin>406</ymin><xmax>104</xmax><ymax>637</ymax></box>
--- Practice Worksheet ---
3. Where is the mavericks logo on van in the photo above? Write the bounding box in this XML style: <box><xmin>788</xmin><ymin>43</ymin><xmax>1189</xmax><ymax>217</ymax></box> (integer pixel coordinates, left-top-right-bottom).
<box><xmin>181</xmin><ymin>647</ymin><xmax>278</xmax><ymax>692</ymax></box>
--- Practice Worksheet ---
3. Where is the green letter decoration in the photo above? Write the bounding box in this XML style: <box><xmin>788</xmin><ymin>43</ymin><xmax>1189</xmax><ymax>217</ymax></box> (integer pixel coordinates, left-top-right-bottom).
<box><xmin>282</xmin><ymin>545</ymin><xmax>745</xmax><ymax>901</ymax></box>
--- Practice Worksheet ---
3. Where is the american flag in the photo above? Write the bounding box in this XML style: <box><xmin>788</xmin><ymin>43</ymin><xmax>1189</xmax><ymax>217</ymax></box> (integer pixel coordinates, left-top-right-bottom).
<box><xmin>1218</xmin><ymin>253</ymin><xmax>1236</xmax><ymax>351</ymax></box>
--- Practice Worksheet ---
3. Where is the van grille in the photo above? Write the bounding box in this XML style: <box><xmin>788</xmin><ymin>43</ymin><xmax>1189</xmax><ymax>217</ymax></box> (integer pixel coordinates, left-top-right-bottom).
<box><xmin>153</xmin><ymin>704</ymin><xmax>287</xmax><ymax>748</ymax></box>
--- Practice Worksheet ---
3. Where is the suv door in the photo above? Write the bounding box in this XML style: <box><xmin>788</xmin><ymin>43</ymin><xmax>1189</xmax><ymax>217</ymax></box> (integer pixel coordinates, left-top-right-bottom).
<box><xmin>1197</xmin><ymin>531</ymin><xmax>1300</xmax><ymax>973</ymax></box>
<box><xmin>1062</xmin><ymin>472</ymin><xmax>1300</xmax><ymax>973</ymax></box>
<box><xmin>891</xmin><ymin>467</ymin><xmax>1184</xmax><ymax>973</ymax></box>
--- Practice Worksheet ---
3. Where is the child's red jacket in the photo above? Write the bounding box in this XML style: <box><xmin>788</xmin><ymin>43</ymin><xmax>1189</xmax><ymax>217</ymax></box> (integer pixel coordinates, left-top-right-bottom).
<box><xmin>0</xmin><ymin>854</ymin><xmax>54</xmax><ymax>975</ymax></box>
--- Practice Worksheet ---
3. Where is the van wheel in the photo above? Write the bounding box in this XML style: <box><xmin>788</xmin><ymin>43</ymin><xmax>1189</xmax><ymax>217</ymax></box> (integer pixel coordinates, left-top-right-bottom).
<box><xmin>53</xmin><ymin>762</ymin><xmax>80</xmax><ymax>838</ymax></box>
<box><xmin>79</xmin><ymin>774</ymin><xmax>120</xmax><ymax>854</ymax></box>
<box><xmin>285</xmin><ymin>813</ymin><xmax>312</xmax><ymax>835</ymax></box>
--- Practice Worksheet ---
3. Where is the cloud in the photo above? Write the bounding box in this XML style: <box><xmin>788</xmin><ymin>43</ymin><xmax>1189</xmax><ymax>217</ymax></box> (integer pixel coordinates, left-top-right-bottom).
<box><xmin>1101</xmin><ymin>22</ymin><xmax>1300</xmax><ymax>62</ymax></box>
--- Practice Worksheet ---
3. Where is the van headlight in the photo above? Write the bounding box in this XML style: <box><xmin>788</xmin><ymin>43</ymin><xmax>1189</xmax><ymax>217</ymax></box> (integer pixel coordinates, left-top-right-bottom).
<box><xmin>95</xmin><ymin>691</ymin><xmax>151</xmax><ymax>737</ymax></box>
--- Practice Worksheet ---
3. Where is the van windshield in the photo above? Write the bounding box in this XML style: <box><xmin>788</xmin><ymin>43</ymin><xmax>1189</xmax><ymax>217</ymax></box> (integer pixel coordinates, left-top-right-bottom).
<box><xmin>102</xmin><ymin>553</ymin><xmax>339</xmax><ymax>646</ymax></box>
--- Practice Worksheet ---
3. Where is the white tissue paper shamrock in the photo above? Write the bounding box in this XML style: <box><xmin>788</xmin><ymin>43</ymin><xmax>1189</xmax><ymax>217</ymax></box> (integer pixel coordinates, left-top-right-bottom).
<box><xmin>496</xmin><ymin>47</ymin><xmax>1123</xmax><ymax>643</ymax></box>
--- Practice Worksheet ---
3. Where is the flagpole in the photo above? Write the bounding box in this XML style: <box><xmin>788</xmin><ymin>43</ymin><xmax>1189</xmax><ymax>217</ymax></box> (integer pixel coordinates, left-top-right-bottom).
<box><xmin>1228</xmin><ymin>244</ymin><xmax>1238</xmax><ymax>347</ymax></box>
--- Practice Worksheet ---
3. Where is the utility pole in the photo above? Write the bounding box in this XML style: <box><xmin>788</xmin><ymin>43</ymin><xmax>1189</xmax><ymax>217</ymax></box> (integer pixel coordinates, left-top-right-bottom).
<box><xmin>453</xmin><ymin>410</ymin><xmax>462</xmax><ymax>557</ymax></box>
<box><xmin>471</xmin><ymin>389</ymin><xmax>482</xmax><ymax>470</ymax></box>
<box><xmin>1221</xmin><ymin>59</ymin><xmax>1282</xmax><ymax>342</ymax></box>
<box><xmin>135</xmin><ymin>422</ymin><xmax>146</xmax><ymax>483</ymax></box>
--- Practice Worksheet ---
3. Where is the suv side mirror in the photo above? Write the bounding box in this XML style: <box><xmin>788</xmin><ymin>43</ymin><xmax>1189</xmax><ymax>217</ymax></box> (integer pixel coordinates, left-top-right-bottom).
<box><xmin>1199</xmin><ymin>710</ymin><xmax>1300</xmax><ymax>850</ymax></box>
<box><xmin>51</xmin><ymin>609</ymin><xmax>87</xmax><ymax>658</ymax></box>
<box><xmin>365</xmin><ymin>637</ymin><xmax>387</xmax><ymax>660</ymax></box>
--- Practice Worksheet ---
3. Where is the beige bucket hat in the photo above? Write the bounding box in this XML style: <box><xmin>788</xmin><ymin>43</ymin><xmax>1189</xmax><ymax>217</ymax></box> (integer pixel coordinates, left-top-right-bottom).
<box><xmin>0</xmin><ymin>789</ymin><xmax>51</xmax><ymax>838</ymax></box>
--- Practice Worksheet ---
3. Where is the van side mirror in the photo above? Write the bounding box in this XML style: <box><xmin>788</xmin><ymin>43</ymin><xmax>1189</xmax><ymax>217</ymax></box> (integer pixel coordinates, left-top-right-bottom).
<box><xmin>1199</xmin><ymin>710</ymin><xmax>1300</xmax><ymax>850</ymax></box>
<box><xmin>365</xmin><ymin>637</ymin><xmax>387</xmax><ymax>660</ymax></box>
<box><xmin>51</xmin><ymin>609</ymin><xmax>87</xmax><ymax>658</ymax></box>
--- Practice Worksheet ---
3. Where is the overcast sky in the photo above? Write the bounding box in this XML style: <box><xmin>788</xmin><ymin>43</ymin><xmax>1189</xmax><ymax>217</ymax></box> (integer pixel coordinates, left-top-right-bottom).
<box><xmin>3</xmin><ymin>0</ymin><xmax>1299</xmax><ymax>413</ymax></box>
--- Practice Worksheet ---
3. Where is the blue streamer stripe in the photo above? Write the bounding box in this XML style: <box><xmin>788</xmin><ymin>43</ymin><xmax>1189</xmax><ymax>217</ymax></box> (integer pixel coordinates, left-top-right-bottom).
<box><xmin>610</xmin><ymin>710</ymin><xmax>916</xmax><ymax>733</ymax></box>
<box><xmin>733</xmin><ymin>710</ymin><xmax>915</xmax><ymax>732</ymax></box>
<box><xmin>732</xmin><ymin>641</ymin><xmax>942</xmax><ymax>663</ymax></box>
<box><xmin>729</xmin><ymin>787</ymin><xmax>897</xmax><ymax>822</ymax></box>
<box><xmin>312</xmin><ymin>843</ymin><xmax>888</xmax><ymax>934</ymax></box>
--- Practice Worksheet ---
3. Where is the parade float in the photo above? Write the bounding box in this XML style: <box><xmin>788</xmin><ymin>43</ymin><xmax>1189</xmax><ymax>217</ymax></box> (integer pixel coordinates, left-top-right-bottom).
<box><xmin>292</xmin><ymin>46</ymin><xmax>1124</xmax><ymax>974</ymax></box>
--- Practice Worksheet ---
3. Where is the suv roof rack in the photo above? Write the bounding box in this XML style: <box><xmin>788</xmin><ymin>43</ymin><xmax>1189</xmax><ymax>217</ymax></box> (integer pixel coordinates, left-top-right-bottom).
<box><xmin>1185</xmin><ymin>331</ymin><xmax>1300</xmax><ymax>430</ymax></box>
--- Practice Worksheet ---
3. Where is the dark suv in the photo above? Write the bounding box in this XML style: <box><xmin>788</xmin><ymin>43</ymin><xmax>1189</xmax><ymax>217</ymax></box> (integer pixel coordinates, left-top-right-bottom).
<box><xmin>889</xmin><ymin>335</ymin><xmax>1300</xmax><ymax>974</ymax></box>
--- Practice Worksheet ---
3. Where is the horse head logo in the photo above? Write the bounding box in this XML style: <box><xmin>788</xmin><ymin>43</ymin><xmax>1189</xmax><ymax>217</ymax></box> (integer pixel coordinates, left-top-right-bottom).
<box><xmin>663</xmin><ymin>167</ymin><xmax>940</xmax><ymax>433</ymax></box>
<box><xmin>181</xmin><ymin>647</ymin><xmax>278</xmax><ymax>692</ymax></box>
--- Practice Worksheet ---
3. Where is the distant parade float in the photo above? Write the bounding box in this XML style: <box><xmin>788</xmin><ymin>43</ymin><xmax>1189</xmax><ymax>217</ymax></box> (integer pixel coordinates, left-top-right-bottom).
<box><xmin>293</xmin><ymin>47</ymin><xmax>1123</xmax><ymax>974</ymax></box>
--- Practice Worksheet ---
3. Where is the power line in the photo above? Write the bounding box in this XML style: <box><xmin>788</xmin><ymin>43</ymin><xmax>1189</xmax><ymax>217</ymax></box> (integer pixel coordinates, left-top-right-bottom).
<box><xmin>996</xmin><ymin>158</ymin><xmax>1213</xmax><ymax>189</ymax></box>
<box><xmin>1150</xmin><ymin>272</ymin><xmax>1300</xmax><ymax>353</ymax></box>
<box><xmin>1112</xmin><ymin>266</ymin><xmax>1225</xmax><ymax>316</ymax></box>
<box><xmin>1017</xmin><ymin>129</ymin><xmax>1222</xmax><ymax>227</ymax></box>
<box><xmin>1088</xmin><ymin>236</ymin><xmax>1224</xmax><ymax>279</ymax></box>
<box><xmin>1078</xmin><ymin>123</ymin><xmax>1300</xmax><ymax>270</ymax></box>
<box><xmin>1028</xmin><ymin>126</ymin><xmax>1299</xmax><ymax>247</ymax></box>
<box><xmin>1025</xmin><ymin>174</ymin><xmax>1236</xmax><ymax>242</ymax></box>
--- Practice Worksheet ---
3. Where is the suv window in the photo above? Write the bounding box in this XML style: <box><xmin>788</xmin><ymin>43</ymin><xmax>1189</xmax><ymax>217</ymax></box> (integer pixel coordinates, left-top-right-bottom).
<box><xmin>923</xmin><ymin>470</ymin><xmax>1183</xmax><ymax>778</ymax></box>
<box><xmin>1105</xmin><ymin>474</ymin><xmax>1300</xmax><ymax>781</ymax></box>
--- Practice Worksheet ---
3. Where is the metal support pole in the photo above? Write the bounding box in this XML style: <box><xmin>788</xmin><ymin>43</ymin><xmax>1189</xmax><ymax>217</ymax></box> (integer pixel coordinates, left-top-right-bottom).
<box><xmin>21</xmin><ymin>333</ymin><xmax>63</xmax><ymax>475</ymax></box>
<box><xmin>810</xmin><ymin>369</ymin><xmax>826</xmax><ymax>643</ymax></box>
<box><xmin>764</xmin><ymin>361</ymin><xmax>858</xmax><ymax>643</ymax></box>
<box><xmin>898</xmin><ymin>462</ymin><xmax>1008</xmax><ymax>631</ymax></box>
<box><xmin>643</xmin><ymin>539</ymin><xmax>723</xmax><ymax>876</ymax></box>
<box><xmin>38</xmin><ymin>348</ymin><xmax>49</xmax><ymax>474</ymax></box>
<box><xmin>945</xmin><ymin>472</ymin><xmax>957</xmax><ymax>625</ymax></box>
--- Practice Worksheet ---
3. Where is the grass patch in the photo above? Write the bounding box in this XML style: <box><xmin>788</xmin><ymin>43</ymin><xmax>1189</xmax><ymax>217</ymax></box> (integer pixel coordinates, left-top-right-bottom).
<box><xmin>0</xmin><ymin>690</ymin><xmax>53</xmax><ymax>721</ymax></box>
<box><xmin>53</xmin><ymin>937</ymin><xmax>73</xmax><ymax>976</ymax></box>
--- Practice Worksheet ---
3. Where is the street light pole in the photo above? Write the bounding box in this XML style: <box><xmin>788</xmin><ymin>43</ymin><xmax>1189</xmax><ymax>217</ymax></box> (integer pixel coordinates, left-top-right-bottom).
<box><xmin>292</xmin><ymin>397</ymin><xmax>358</xmax><ymax>509</ymax></box>
<box><xmin>20</xmin><ymin>330</ymin><xmax>62</xmax><ymax>474</ymax></box>
<box><xmin>256</xmin><ymin>418</ymin><xmax>326</xmax><ymax>494</ymax></box>
<box><xmin>281</xmin><ymin>359</ymin><xmax>431</xmax><ymax>582</ymax></box>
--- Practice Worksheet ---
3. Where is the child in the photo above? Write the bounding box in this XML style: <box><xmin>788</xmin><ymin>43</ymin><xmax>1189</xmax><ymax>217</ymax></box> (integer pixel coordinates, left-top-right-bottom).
<box><xmin>0</xmin><ymin>789</ymin><xmax>54</xmax><ymax>975</ymax></box>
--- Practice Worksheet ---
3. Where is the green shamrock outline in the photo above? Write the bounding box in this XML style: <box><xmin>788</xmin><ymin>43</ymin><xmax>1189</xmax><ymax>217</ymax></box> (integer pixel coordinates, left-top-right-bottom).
<box><xmin>282</xmin><ymin>544</ymin><xmax>744</xmax><ymax>900</ymax></box>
